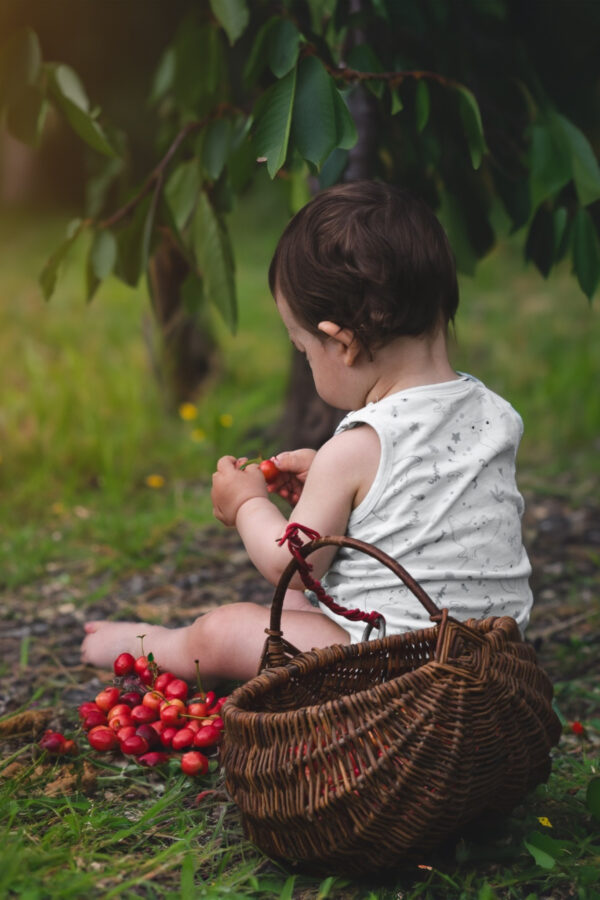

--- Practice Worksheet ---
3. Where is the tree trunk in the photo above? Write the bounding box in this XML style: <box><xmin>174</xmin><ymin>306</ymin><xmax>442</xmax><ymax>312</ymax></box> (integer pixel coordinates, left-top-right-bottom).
<box><xmin>147</xmin><ymin>236</ymin><xmax>219</xmax><ymax>408</ymax></box>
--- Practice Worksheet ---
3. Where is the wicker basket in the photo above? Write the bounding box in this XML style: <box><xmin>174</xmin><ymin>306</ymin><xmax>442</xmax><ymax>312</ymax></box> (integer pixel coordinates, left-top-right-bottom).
<box><xmin>220</xmin><ymin>536</ymin><xmax>561</xmax><ymax>875</ymax></box>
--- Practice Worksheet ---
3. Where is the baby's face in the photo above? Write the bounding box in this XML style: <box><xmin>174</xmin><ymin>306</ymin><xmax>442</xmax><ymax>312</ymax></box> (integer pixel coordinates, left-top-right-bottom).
<box><xmin>275</xmin><ymin>292</ymin><xmax>354</xmax><ymax>409</ymax></box>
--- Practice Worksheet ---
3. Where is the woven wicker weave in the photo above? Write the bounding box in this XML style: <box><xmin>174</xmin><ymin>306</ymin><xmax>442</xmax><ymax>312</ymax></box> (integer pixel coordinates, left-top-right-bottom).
<box><xmin>221</xmin><ymin>536</ymin><xmax>561</xmax><ymax>875</ymax></box>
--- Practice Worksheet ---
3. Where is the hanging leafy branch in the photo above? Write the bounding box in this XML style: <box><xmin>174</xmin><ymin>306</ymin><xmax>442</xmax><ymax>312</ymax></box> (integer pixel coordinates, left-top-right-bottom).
<box><xmin>2</xmin><ymin>0</ymin><xmax>599</xmax><ymax>340</ymax></box>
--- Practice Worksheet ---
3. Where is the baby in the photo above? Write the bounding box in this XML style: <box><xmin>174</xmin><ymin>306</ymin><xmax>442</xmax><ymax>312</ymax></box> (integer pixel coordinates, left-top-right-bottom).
<box><xmin>82</xmin><ymin>181</ymin><xmax>532</xmax><ymax>682</ymax></box>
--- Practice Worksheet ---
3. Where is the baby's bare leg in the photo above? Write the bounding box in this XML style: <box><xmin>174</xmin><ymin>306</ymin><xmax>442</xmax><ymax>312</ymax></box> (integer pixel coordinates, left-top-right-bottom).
<box><xmin>81</xmin><ymin>601</ymin><xmax>349</xmax><ymax>683</ymax></box>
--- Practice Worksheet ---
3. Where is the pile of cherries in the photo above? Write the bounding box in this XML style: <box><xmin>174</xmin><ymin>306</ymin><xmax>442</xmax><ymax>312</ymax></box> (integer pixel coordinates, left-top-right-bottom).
<box><xmin>41</xmin><ymin>650</ymin><xmax>228</xmax><ymax>777</ymax></box>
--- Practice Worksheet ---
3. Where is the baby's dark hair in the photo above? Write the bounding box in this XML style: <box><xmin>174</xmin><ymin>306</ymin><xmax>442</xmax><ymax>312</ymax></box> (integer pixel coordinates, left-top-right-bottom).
<box><xmin>268</xmin><ymin>181</ymin><xmax>459</xmax><ymax>354</ymax></box>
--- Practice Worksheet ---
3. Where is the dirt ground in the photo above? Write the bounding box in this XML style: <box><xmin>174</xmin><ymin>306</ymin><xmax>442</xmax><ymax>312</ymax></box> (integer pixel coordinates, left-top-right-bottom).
<box><xmin>1</xmin><ymin>492</ymin><xmax>599</xmax><ymax>723</ymax></box>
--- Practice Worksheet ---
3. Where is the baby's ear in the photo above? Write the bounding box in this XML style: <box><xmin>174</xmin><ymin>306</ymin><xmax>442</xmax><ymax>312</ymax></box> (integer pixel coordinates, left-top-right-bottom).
<box><xmin>318</xmin><ymin>321</ymin><xmax>360</xmax><ymax>365</ymax></box>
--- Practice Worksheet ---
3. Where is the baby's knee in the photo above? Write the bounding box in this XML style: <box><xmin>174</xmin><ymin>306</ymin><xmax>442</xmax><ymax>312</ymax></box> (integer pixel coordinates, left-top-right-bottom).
<box><xmin>183</xmin><ymin>603</ymin><xmax>265</xmax><ymax>667</ymax></box>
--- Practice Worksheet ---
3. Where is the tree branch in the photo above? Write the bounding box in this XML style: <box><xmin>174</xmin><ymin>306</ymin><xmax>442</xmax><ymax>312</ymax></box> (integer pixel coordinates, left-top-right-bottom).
<box><xmin>99</xmin><ymin>104</ymin><xmax>241</xmax><ymax>231</ymax></box>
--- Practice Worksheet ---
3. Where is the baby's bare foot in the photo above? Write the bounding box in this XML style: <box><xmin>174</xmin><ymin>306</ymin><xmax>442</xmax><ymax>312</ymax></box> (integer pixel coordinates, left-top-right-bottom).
<box><xmin>81</xmin><ymin>620</ymin><xmax>198</xmax><ymax>681</ymax></box>
<box><xmin>81</xmin><ymin>621</ymin><xmax>153</xmax><ymax>670</ymax></box>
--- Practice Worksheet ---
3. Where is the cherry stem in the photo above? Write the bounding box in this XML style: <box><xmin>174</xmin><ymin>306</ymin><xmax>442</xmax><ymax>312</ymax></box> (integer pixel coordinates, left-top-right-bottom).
<box><xmin>238</xmin><ymin>456</ymin><xmax>263</xmax><ymax>470</ymax></box>
<box><xmin>194</xmin><ymin>659</ymin><xmax>205</xmax><ymax>698</ymax></box>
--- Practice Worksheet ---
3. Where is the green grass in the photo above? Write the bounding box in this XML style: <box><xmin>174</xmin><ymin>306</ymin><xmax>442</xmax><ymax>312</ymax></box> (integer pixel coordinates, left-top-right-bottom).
<box><xmin>1</xmin><ymin>705</ymin><xmax>599</xmax><ymax>899</ymax></box>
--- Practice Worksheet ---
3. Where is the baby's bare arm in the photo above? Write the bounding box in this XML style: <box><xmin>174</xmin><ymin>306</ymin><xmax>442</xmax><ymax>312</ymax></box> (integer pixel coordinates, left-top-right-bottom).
<box><xmin>234</xmin><ymin>425</ymin><xmax>380</xmax><ymax>587</ymax></box>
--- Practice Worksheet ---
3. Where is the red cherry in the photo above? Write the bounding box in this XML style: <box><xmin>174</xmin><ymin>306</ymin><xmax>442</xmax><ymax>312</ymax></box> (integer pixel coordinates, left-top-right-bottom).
<box><xmin>153</xmin><ymin>672</ymin><xmax>175</xmax><ymax>693</ymax></box>
<box><xmin>150</xmin><ymin>720</ymin><xmax>166</xmax><ymax>738</ymax></box>
<box><xmin>160</xmin><ymin>704</ymin><xmax>185</xmax><ymax>728</ymax></box>
<box><xmin>82</xmin><ymin>709</ymin><xmax>108</xmax><ymax>731</ymax></box>
<box><xmin>95</xmin><ymin>687</ymin><xmax>121</xmax><ymax>713</ymax></box>
<box><xmin>209</xmin><ymin>696</ymin><xmax>228</xmax><ymax>714</ymax></box>
<box><xmin>160</xmin><ymin>726</ymin><xmax>178</xmax><ymax>747</ymax></box>
<box><xmin>88</xmin><ymin>726</ymin><xmax>119</xmax><ymax>752</ymax></box>
<box><xmin>113</xmin><ymin>652</ymin><xmax>136</xmax><ymax>676</ymax></box>
<box><xmin>138</xmin><ymin>667</ymin><xmax>154</xmax><ymax>686</ymax></box>
<box><xmin>108</xmin><ymin>711</ymin><xmax>133</xmax><ymax>732</ymax></box>
<box><xmin>187</xmin><ymin>701</ymin><xmax>209</xmax><ymax>718</ymax></box>
<box><xmin>116</xmin><ymin>725</ymin><xmax>136</xmax><ymax>742</ymax></box>
<box><xmin>63</xmin><ymin>739</ymin><xmax>78</xmax><ymax>755</ymax></box>
<box><xmin>138</xmin><ymin>751</ymin><xmax>169</xmax><ymax>768</ymax></box>
<box><xmin>107</xmin><ymin>703</ymin><xmax>133</xmax><ymax>722</ymax></box>
<box><xmin>181</xmin><ymin>750</ymin><xmax>209</xmax><ymax>776</ymax></box>
<box><xmin>171</xmin><ymin>728</ymin><xmax>195</xmax><ymax>751</ymax></box>
<box><xmin>135</xmin><ymin>724</ymin><xmax>160</xmax><ymax>750</ymax></box>
<box><xmin>142</xmin><ymin>691</ymin><xmax>163</xmax><ymax>712</ymax></box>
<box><xmin>192</xmin><ymin>724</ymin><xmax>221</xmax><ymax>749</ymax></box>
<box><xmin>120</xmin><ymin>691</ymin><xmax>143</xmax><ymax>708</ymax></box>
<box><xmin>210</xmin><ymin>716</ymin><xmax>224</xmax><ymax>731</ymax></box>
<box><xmin>259</xmin><ymin>458</ymin><xmax>279</xmax><ymax>483</ymax></box>
<box><xmin>164</xmin><ymin>679</ymin><xmax>189</xmax><ymax>702</ymax></box>
<box><xmin>131</xmin><ymin>704</ymin><xmax>158</xmax><ymax>726</ymax></box>
<box><xmin>204</xmin><ymin>691</ymin><xmax>216</xmax><ymax>708</ymax></box>
<box><xmin>134</xmin><ymin>655</ymin><xmax>149</xmax><ymax>676</ymax></box>
<box><xmin>39</xmin><ymin>730</ymin><xmax>67</xmax><ymax>754</ymax></box>
<box><xmin>78</xmin><ymin>701</ymin><xmax>100</xmax><ymax>720</ymax></box>
<box><xmin>120</xmin><ymin>734</ymin><xmax>150</xmax><ymax>756</ymax></box>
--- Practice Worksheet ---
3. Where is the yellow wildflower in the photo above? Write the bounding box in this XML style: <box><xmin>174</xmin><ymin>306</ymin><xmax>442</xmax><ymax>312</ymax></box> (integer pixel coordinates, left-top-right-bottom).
<box><xmin>145</xmin><ymin>474</ymin><xmax>165</xmax><ymax>489</ymax></box>
<box><xmin>537</xmin><ymin>817</ymin><xmax>553</xmax><ymax>828</ymax></box>
<box><xmin>51</xmin><ymin>501</ymin><xmax>65</xmax><ymax>515</ymax></box>
<box><xmin>219</xmin><ymin>413</ymin><xmax>233</xmax><ymax>428</ymax></box>
<box><xmin>179</xmin><ymin>402</ymin><xmax>198</xmax><ymax>421</ymax></box>
<box><xmin>191</xmin><ymin>428</ymin><xmax>206</xmax><ymax>443</ymax></box>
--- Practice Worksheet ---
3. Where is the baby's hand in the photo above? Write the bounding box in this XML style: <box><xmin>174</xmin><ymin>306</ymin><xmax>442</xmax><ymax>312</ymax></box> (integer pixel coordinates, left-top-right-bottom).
<box><xmin>266</xmin><ymin>449</ymin><xmax>317</xmax><ymax>507</ymax></box>
<box><xmin>211</xmin><ymin>456</ymin><xmax>268</xmax><ymax>527</ymax></box>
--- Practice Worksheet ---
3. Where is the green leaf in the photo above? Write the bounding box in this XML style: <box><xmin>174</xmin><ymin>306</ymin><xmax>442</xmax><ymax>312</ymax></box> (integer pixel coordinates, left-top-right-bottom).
<box><xmin>114</xmin><ymin>195</ymin><xmax>152</xmax><ymax>287</ymax></box>
<box><xmin>0</xmin><ymin>27</ymin><xmax>41</xmax><ymax>109</ymax></box>
<box><xmin>523</xmin><ymin>837</ymin><xmax>555</xmax><ymax>870</ymax></box>
<box><xmin>415</xmin><ymin>79</ymin><xmax>430</xmax><ymax>132</ymax></box>
<box><xmin>319</xmin><ymin>147</ymin><xmax>349</xmax><ymax>188</ymax></box>
<box><xmin>165</xmin><ymin>159</ymin><xmax>201</xmax><ymax>230</ymax></box>
<box><xmin>279</xmin><ymin>875</ymin><xmax>297</xmax><ymax>900</ymax></box>
<box><xmin>5</xmin><ymin>84</ymin><xmax>47</xmax><ymax>146</ymax></box>
<box><xmin>572</xmin><ymin>207</ymin><xmax>600</xmax><ymax>300</ymax></box>
<box><xmin>528</xmin><ymin>114</ymin><xmax>572</xmax><ymax>210</ymax></box>
<box><xmin>49</xmin><ymin>64</ymin><xmax>116</xmax><ymax>157</ymax></box>
<box><xmin>253</xmin><ymin>66</ymin><xmax>297</xmax><ymax>178</ymax></box>
<box><xmin>556</xmin><ymin>114</ymin><xmax>600</xmax><ymax>207</ymax></box>
<box><xmin>586</xmin><ymin>776</ymin><xmax>600</xmax><ymax>820</ymax></box>
<box><xmin>346</xmin><ymin>44</ymin><xmax>384</xmax><ymax>98</ymax></box>
<box><xmin>243</xmin><ymin>16</ymin><xmax>277</xmax><ymax>85</ymax></box>
<box><xmin>90</xmin><ymin>229</ymin><xmax>117</xmax><ymax>281</ymax></box>
<box><xmin>202</xmin><ymin>118</ymin><xmax>233</xmax><ymax>180</ymax></box>
<box><xmin>148</xmin><ymin>45</ymin><xmax>176</xmax><ymax>105</ymax></box>
<box><xmin>268</xmin><ymin>18</ymin><xmax>301</xmax><ymax>78</ymax></box>
<box><xmin>332</xmin><ymin>88</ymin><xmax>357</xmax><ymax>150</ymax></box>
<box><xmin>525</xmin><ymin>206</ymin><xmax>555</xmax><ymax>278</ymax></box>
<box><xmin>288</xmin><ymin>163</ymin><xmax>312</xmax><ymax>213</ymax></box>
<box><xmin>552</xmin><ymin>206</ymin><xmax>569</xmax><ymax>259</ymax></box>
<box><xmin>191</xmin><ymin>190</ymin><xmax>237</xmax><ymax>331</ymax></box>
<box><xmin>438</xmin><ymin>191</ymin><xmax>477</xmax><ymax>276</ymax></box>
<box><xmin>39</xmin><ymin>220</ymin><xmax>85</xmax><ymax>301</ymax></box>
<box><xmin>52</xmin><ymin>63</ymin><xmax>90</xmax><ymax>111</ymax></box>
<box><xmin>291</xmin><ymin>56</ymin><xmax>337</xmax><ymax>167</ymax></box>
<box><xmin>209</xmin><ymin>0</ymin><xmax>249</xmax><ymax>45</ymax></box>
<box><xmin>179</xmin><ymin>852</ymin><xmax>195</xmax><ymax>900</ymax></box>
<box><xmin>523</xmin><ymin>831</ymin><xmax>574</xmax><ymax>871</ymax></box>
<box><xmin>390</xmin><ymin>86</ymin><xmax>403</xmax><ymax>115</ymax></box>
<box><xmin>456</xmin><ymin>85</ymin><xmax>486</xmax><ymax>169</ymax></box>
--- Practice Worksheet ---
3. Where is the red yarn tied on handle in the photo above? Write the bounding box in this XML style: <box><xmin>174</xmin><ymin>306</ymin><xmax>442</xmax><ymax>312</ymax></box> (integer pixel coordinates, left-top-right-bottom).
<box><xmin>277</xmin><ymin>523</ymin><xmax>385</xmax><ymax>630</ymax></box>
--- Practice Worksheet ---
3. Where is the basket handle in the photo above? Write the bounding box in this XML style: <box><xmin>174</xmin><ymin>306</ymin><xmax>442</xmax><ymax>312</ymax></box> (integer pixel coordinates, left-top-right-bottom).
<box><xmin>264</xmin><ymin>535</ymin><xmax>444</xmax><ymax>665</ymax></box>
